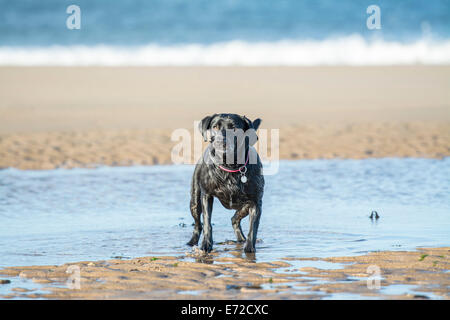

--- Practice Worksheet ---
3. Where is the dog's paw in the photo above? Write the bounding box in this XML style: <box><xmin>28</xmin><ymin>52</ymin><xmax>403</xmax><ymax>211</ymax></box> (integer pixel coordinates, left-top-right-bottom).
<box><xmin>235</xmin><ymin>234</ymin><xmax>246</xmax><ymax>243</ymax></box>
<box><xmin>187</xmin><ymin>237</ymin><xmax>199</xmax><ymax>247</ymax></box>
<box><xmin>200</xmin><ymin>240</ymin><xmax>213</xmax><ymax>253</ymax></box>
<box><xmin>243</xmin><ymin>241</ymin><xmax>256</xmax><ymax>253</ymax></box>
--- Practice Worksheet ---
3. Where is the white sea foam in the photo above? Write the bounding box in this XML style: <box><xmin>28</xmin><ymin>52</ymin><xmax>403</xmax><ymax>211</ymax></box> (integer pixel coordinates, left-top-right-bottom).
<box><xmin>1</xmin><ymin>35</ymin><xmax>449</xmax><ymax>66</ymax></box>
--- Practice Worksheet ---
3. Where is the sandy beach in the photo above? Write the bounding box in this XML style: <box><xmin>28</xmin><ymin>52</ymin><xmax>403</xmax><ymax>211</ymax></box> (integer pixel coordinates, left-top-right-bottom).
<box><xmin>0</xmin><ymin>247</ymin><xmax>448</xmax><ymax>299</ymax></box>
<box><xmin>0</xmin><ymin>66</ymin><xmax>449</xmax><ymax>169</ymax></box>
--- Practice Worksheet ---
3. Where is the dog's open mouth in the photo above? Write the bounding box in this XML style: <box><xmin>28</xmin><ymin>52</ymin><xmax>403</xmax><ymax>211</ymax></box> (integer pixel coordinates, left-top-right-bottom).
<box><xmin>212</xmin><ymin>149</ymin><xmax>248</xmax><ymax>168</ymax></box>
<box><xmin>212</xmin><ymin>139</ymin><xmax>247</xmax><ymax>162</ymax></box>
<box><xmin>213</xmin><ymin>142</ymin><xmax>234</xmax><ymax>154</ymax></box>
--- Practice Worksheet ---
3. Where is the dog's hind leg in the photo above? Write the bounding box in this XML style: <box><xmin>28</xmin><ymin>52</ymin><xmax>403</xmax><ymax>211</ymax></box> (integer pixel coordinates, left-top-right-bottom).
<box><xmin>231</xmin><ymin>204</ymin><xmax>250</xmax><ymax>243</ymax></box>
<box><xmin>244</xmin><ymin>202</ymin><xmax>262</xmax><ymax>253</ymax></box>
<box><xmin>187</xmin><ymin>176</ymin><xmax>202</xmax><ymax>246</ymax></box>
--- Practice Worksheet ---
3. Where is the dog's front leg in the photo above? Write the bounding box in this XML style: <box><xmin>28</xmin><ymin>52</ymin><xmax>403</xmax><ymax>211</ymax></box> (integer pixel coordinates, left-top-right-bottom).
<box><xmin>200</xmin><ymin>194</ymin><xmax>214</xmax><ymax>253</ymax></box>
<box><xmin>244</xmin><ymin>203</ymin><xmax>262</xmax><ymax>253</ymax></box>
<box><xmin>187</xmin><ymin>175</ymin><xmax>203</xmax><ymax>246</ymax></box>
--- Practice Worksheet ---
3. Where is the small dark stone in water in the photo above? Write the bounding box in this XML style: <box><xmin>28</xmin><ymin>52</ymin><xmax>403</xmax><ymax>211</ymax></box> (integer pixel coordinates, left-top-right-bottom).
<box><xmin>178</xmin><ymin>223</ymin><xmax>187</xmax><ymax>228</ymax></box>
<box><xmin>217</xmin><ymin>240</ymin><xmax>239</xmax><ymax>245</ymax></box>
<box><xmin>226</xmin><ymin>283</ymin><xmax>261</xmax><ymax>290</ymax></box>
<box><xmin>226</xmin><ymin>284</ymin><xmax>241</xmax><ymax>290</ymax></box>
<box><xmin>0</xmin><ymin>279</ymin><xmax>11</xmax><ymax>284</ymax></box>
<box><xmin>245</xmin><ymin>283</ymin><xmax>262</xmax><ymax>289</ymax></box>
<box><xmin>111</xmin><ymin>255</ymin><xmax>130</xmax><ymax>259</ymax></box>
<box><xmin>370</xmin><ymin>211</ymin><xmax>380</xmax><ymax>219</ymax></box>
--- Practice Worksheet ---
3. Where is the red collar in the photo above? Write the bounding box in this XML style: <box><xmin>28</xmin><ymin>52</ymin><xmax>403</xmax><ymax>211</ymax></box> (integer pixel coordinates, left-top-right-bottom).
<box><xmin>218</xmin><ymin>152</ymin><xmax>249</xmax><ymax>173</ymax></box>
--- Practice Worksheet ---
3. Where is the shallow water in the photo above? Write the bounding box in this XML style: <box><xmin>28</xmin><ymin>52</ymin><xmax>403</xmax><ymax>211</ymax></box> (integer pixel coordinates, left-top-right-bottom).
<box><xmin>0</xmin><ymin>158</ymin><xmax>449</xmax><ymax>268</ymax></box>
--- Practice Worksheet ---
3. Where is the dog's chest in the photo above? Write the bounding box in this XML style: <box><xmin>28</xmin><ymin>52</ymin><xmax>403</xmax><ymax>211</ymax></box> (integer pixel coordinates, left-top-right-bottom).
<box><xmin>210</xmin><ymin>178</ymin><xmax>247</xmax><ymax>210</ymax></box>
<box><xmin>216</xmin><ymin>189</ymin><xmax>245</xmax><ymax>210</ymax></box>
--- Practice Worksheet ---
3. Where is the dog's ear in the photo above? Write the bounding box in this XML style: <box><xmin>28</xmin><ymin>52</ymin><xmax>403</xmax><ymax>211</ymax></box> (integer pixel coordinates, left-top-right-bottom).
<box><xmin>242</xmin><ymin>116</ymin><xmax>262</xmax><ymax>131</ymax></box>
<box><xmin>198</xmin><ymin>114</ymin><xmax>216</xmax><ymax>142</ymax></box>
<box><xmin>252</xmin><ymin>118</ymin><xmax>262</xmax><ymax>131</ymax></box>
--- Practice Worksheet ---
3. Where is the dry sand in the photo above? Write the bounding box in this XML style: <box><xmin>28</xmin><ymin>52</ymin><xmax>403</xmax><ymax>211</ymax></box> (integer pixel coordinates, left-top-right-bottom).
<box><xmin>0</xmin><ymin>66</ymin><xmax>449</xmax><ymax>169</ymax></box>
<box><xmin>0</xmin><ymin>247</ymin><xmax>448</xmax><ymax>299</ymax></box>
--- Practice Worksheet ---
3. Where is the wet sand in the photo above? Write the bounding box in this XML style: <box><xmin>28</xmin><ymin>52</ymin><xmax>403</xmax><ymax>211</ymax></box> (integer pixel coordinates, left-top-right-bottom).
<box><xmin>0</xmin><ymin>66</ymin><xmax>449</xmax><ymax>169</ymax></box>
<box><xmin>0</xmin><ymin>122</ymin><xmax>449</xmax><ymax>170</ymax></box>
<box><xmin>0</xmin><ymin>247</ymin><xmax>448</xmax><ymax>299</ymax></box>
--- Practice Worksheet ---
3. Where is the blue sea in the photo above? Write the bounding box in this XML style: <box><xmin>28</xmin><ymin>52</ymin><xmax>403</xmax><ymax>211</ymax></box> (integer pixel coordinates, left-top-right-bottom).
<box><xmin>0</xmin><ymin>0</ymin><xmax>449</xmax><ymax>65</ymax></box>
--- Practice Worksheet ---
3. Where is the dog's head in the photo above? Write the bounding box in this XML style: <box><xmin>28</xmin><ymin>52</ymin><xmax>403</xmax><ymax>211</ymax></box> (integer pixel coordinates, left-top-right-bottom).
<box><xmin>199</xmin><ymin>113</ymin><xmax>261</xmax><ymax>159</ymax></box>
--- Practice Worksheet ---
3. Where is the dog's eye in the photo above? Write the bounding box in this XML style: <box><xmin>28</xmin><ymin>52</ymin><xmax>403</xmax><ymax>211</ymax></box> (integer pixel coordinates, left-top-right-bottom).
<box><xmin>212</xmin><ymin>125</ymin><xmax>219</xmax><ymax>131</ymax></box>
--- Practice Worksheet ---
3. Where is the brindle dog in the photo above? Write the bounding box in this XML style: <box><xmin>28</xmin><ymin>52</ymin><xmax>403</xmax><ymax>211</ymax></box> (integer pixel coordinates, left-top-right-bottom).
<box><xmin>187</xmin><ymin>113</ymin><xmax>264</xmax><ymax>253</ymax></box>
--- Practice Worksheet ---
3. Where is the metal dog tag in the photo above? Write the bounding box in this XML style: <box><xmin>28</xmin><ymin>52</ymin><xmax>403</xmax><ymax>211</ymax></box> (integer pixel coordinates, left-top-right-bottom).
<box><xmin>239</xmin><ymin>166</ymin><xmax>248</xmax><ymax>183</ymax></box>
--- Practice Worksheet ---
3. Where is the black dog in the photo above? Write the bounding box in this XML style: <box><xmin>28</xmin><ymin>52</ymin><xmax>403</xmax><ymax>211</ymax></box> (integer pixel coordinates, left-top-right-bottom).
<box><xmin>187</xmin><ymin>113</ymin><xmax>264</xmax><ymax>253</ymax></box>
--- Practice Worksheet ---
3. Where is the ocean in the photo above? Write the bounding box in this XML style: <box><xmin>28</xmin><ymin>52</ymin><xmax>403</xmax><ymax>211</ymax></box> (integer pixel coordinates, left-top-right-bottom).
<box><xmin>0</xmin><ymin>0</ymin><xmax>449</xmax><ymax>65</ymax></box>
